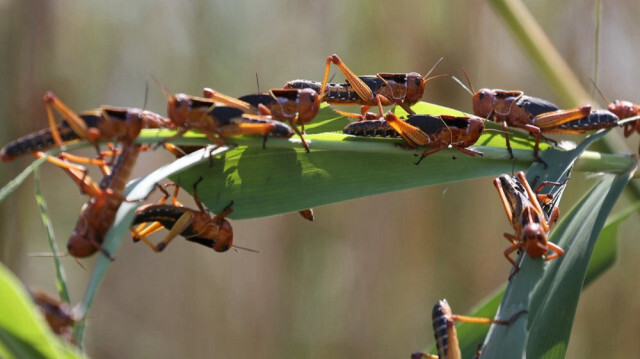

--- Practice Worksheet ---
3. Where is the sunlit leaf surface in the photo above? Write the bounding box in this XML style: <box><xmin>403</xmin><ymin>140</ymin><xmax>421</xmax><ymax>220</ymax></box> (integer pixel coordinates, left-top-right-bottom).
<box><xmin>0</xmin><ymin>263</ymin><xmax>81</xmax><ymax>359</ymax></box>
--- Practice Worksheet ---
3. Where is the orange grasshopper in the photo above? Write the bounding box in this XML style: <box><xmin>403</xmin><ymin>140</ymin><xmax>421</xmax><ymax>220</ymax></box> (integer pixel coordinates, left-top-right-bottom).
<box><xmin>411</xmin><ymin>299</ymin><xmax>526</xmax><ymax>359</ymax></box>
<box><xmin>151</xmin><ymin>79</ymin><xmax>293</xmax><ymax>147</ymax></box>
<box><xmin>343</xmin><ymin>112</ymin><xmax>485</xmax><ymax>165</ymax></box>
<box><xmin>285</xmin><ymin>54</ymin><xmax>445</xmax><ymax>120</ymax></box>
<box><xmin>493</xmin><ymin>171</ymin><xmax>565</xmax><ymax>277</ymax></box>
<box><xmin>202</xmin><ymin>87</ymin><xmax>321</xmax><ymax>152</ymax></box>
<box><xmin>131</xmin><ymin>178</ymin><xmax>257</xmax><ymax>253</ymax></box>
<box><xmin>1</xmin><ymin>91</ymin><xmax>170</xmax><ymax>174</ymax></box>
<box><xmin>454</xmin><ymin>72</ymin><xmax>619</xmax><ymax>164</ymax></box>
<box><xmin>592</xmin><ymin>82</ymin><xmax>640</xmax><ymax>153</ymax></box>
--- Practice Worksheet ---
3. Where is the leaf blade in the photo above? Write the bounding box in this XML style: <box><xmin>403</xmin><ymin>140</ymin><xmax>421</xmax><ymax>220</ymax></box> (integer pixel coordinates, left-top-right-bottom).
<box><xmin>0</xmin><ymin>262</ymin><xmax>81</xmax><ymax>359</ymax></box>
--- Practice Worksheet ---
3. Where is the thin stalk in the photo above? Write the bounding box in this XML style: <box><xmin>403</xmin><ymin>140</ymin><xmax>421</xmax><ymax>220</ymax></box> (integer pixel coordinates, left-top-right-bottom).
<box><xmin>33</xmin><ymin>167</ymin><xmax>70</xmax><ymax>304</ymax></box>
<box><xmin>489</xmin><ymin>0</ymin><xmax>592</xmax><ymax>106</ymax></box>
<box><xmin>0</xmin><ymin>142</ymin><xmax>89</xmax><ymax>204</ymax></box>
<box><xmin>593</xmin><ymin>0</ymin><xmax>602</xmax><ymax>89</ymax></box>
<box><xmin>489</xmin><ymin>0</ymin><xmax>640</xmax><ymax>198</ymax></box>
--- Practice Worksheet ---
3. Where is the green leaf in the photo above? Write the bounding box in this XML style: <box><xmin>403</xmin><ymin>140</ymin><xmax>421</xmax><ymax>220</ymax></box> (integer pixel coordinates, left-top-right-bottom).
<box><xmin>585</xmin><ymin>201</ymin><xmax>640</xmax><ymax>282</ymax></box>
<box><xmin>134</xmin><ymin>104</ymin><xmax>631</xmax><ymax>220</ymax></box>
<box><xmin>419</xmin><ymin>129</ymin><xmax>627</xmax><ymax>358</ymax></box>
<box><xmin>160</xmin><ymin>103</ymin><xmax>550</xmax><ymax>219</ymax></box>
<box><xmin>33</xmin><ymin>167</ymin><xmax>70</xmax><ymax>304</ymax></box>
<box><xmin>446</xmin><ymin>199</ymin><xmax>637</xmax><ymax>358</ymax></box>
<box><xmin>480</xmin><ymin>167</ymin><xmax>635</xmax><ymax>358</ymax></box>
<box><xmin>0</xmin><ymin>262</ymin><xmax>81</xmax><ymax>359</ymax></box>
<box><xmin>527</xmin><ymin>173</ymin><xmax>632</xmax><ymax>358</ymax></box>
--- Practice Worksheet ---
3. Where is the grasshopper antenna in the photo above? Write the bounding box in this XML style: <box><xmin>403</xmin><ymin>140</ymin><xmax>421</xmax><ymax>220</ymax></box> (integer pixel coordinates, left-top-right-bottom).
<box><xmin>423</xmin><ymin>57</ymin><xmax>447</xmax><ymax>83</ymax></box>
<box><xmin>451</xmin><ymin>67</ymin><xmax>476</xmax><ymax>97</ymax></box>
<box><xmin>232</xmin><ymin>244</ymin><xmax>260</xmax><ymax>253</ymax></box>
<box><xmin>451</xmin><ymin>75</ymin><xmax>474</xmax><ymax>97</ymax></box>
<box><xmin>589</xmin><ymin>78</ymin><xmax>610</xmax><ymax>105</ymax></box>
<box><xmin>417</xmin><ymin>57</ymin><xmax>448</xmax><ymax>98</ymax></box>
<box><xmin>143</xmin><ymin>79</ymin><xmax>149</xmax><ymax>111</ymax></box>
<box><xmin>255</xmin><ymin>72</ymin><xmax>261</xmax><ymax>93</ymax></box>
<box><xmin>425</xmin><ymin>57</ymin><xmax>444</xmax><ymax>78</ymax></box>
<box><xmin>462</xmin><ymin>67</ymin><xmax>476</xmax><ymax>94</ymax></box>
<box><xmin>148</xmin><ymin>72</ymin><xmax>172</xmax><ymax>102</ymax></box>
<box><xmin>328</xmin><ymin>71</ymin><xmax>337</xmax><ymax>84</ymax></box>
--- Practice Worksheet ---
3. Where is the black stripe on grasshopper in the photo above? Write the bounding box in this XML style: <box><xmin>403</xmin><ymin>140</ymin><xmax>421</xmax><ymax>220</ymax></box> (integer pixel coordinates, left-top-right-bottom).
<box><xmin>344</xmin><ymin>113</ymin><xmax>484</xmax><ymax>165</ymax></box>
<box><xmin>132</xmin><ymin>205</ymin><xmax>205</xmax><ymax>239</ymax></box>
<box><xmin>495</xmin><ymin>174</ymin><xmax>530</xmax><ymax>218</ymax></box>
<box><xmin>342</xmin><ymin>119</ymin><xmax>396</xmax><ymax>137</ymax></box>
<box><xmin>412</xmin><ymin>298</ymin><xmax>528</xmax><ymax>359</ymax></box>
<box><xmin>209</xmin><ymin>106</ymin><xmax>293</xmax><ymax>138</ymax></box>
<box><xmin>343</xmin><ymin>114</ymin><xmax>475</xmax><ymax>138</ymax></box>
<box><xmin>288</xmin><ymin>74</ymin><xmax>409</xmax><ymax>104</ymax></box>
<box><xmin>285</xmin><ymin>79</ymin><xmax>362</xmax><ymax>102</ymax></box>
<box><xmin>0</xmin><ymin>113</ymin><xmax>107</xmax><ymax>161</ymax></box>
<box><xmin>1</xmin><ymin>122</ymin><xmax>78</xmax><ymax>161</ymax></box>
<box><xmin>432</xmin><ymin>299</ymin><xmax>454</xmax><ymax>359</ymax></box>
<box><xmin>513</xmin><ymin>95</ymin><xmax>560</xmax><ymax>118</ymax></box>
<box><xmin>554</xmin><ymin>109</ymin><xmax>619</xmax><ymax>132</ymax></box>
<box><xmin>208</xmin><ymin>106</ymin><xmax>245</xmax><ymax>126</ymax></box>
<box><xmin>237</xmin><ymin>93</ymin><xmax>278</xmax><ymax>109</ymax></box>
<box><xmin>286</xmin><ymin>75</ymin><xmax>396</xmax><ymax>104</ymax></box>
<box><xmin>131</xmin><ymin>202</ymin><xmax>234</xmax><ymax>252</ymax></box>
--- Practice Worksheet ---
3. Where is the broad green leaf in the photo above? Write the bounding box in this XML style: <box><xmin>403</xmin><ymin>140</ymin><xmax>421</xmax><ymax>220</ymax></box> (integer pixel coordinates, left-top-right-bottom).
<box><xmin>480</xmin><ymin>167</ymin><xmax>635</xmax><ymax>358</ymax></box>
<box><xmin>584</xmin><ymin>201</ymin><xmax>640</xmax><ymax>285</ymax></box>
<box><xmin>479</xmin><ymin>128</ymin><xmax>631</xmax><ymax>358</ymax></box>
<box><xmin>526</xmin><ymin>173</ymin><xmax>632</xmax><ymax>358</ymax></box>
<box><xmin>419</xmin><ymin>129</ymin><xmax>625</xmax><ymax>358</ymax></box>
<box><xmin>436</xmin><ymin>200</ymin><xmax>636</xmax><ymax>358</ymax></box>
<box><xmin>141</xmin><ymin>104</ymin><xmax>631</xmax><ymax>219</ymax></box>
<box><xmin>161</xmin><ymin>103</ymin><xmax>548</xmax><ymax>219</ymax></box>
<box><xmin>0</xmin><ymin>262</ymin><xmax>81</xmax><ymax>359</ymax></box>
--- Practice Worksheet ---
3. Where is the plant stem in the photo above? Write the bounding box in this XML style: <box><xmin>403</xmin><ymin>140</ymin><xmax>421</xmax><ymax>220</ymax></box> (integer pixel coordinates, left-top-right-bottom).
<box><xmin>489</xmin><ymin>0</ymin><xmax>591</xmax><ymax>107</ymax></box>
<box><xmin>33</xmin><ymin>167</ymin><xmax>71</xmax><ymax>304</ymax></box>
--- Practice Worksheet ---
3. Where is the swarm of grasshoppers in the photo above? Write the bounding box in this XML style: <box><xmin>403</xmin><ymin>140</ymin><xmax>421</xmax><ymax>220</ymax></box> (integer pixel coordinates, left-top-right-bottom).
<box><xmin>2</xmin><ymin>52</ymin><xmax>636</xmax><ymax>354</ymax></box>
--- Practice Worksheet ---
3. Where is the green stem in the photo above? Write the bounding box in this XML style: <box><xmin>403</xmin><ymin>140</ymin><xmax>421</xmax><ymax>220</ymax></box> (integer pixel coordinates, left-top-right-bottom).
<box><xmin>33</xmin><ymin>168</ymin><xmax>71</xmax><ymax>304</ymax></box>
<box><xmin>489</xmin><ymin>0</ymin><xmax>591</xmax><ymax>106</ymax></box>
<box><xmin>593</xmin><ymin>0</ymin><xmax>602</xmax><ymax>87</ymax></box>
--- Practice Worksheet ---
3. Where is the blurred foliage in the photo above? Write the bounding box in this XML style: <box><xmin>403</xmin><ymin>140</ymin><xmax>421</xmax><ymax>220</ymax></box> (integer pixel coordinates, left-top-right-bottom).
<box><xmin>0</xmin><ymin>261</ymin><xmax>81</xmax><ymax>359</ymax></box>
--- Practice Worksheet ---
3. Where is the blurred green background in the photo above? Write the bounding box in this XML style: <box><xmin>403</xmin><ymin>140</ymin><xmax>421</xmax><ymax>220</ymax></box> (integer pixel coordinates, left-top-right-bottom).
<box><xmin>1</xmin><ymin>0</ymin><xmax>639</xmax><ymax>357</ymax></box>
